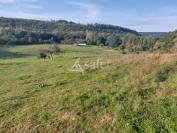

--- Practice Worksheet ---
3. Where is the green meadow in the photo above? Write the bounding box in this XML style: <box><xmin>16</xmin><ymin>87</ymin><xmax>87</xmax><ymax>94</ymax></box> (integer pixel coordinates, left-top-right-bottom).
<box><xmin>0</xmin><ymin>45</ymin><xmax>177</xmax><ymax>132</ymax></box>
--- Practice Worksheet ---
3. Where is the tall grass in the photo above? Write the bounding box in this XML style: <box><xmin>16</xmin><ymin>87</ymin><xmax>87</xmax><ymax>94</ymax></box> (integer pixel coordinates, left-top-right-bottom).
<box><xmin>0</xmin><ymin>45</ymin><xmax>177</xmax><ymax>132</ymax></box>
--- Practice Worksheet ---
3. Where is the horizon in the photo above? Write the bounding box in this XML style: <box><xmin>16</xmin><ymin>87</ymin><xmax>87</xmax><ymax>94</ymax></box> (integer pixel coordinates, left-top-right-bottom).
<box><xmin>0</xmin><ymin>0</ymin><xmax>177</xmax><ymax>32</ymax></box>
<box><xmin>0</xmin><ymin>16</ymin><xmax>171</xmax><ymax>33</ymax></box>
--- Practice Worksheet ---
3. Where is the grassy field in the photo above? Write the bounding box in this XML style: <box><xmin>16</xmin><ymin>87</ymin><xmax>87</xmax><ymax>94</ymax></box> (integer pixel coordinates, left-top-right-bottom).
<box><xmin>0</xmin><ymin>45</ymin><xmax>177</xmax><ymax>133</ymax></box>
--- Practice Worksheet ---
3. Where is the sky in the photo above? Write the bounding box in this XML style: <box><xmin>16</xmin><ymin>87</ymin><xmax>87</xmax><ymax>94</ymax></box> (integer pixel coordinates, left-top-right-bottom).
<box><xmin>0</xmin><ymin>0</ymin><xmax>177</xmax><ymax>32</ymax></box>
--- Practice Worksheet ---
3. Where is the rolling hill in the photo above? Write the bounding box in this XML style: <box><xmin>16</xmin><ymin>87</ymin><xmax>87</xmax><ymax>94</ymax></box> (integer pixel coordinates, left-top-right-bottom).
<box><xmin>0</xmin><ymin>17</ymin><xmax>139</xmax><ymax>35</ymax></box>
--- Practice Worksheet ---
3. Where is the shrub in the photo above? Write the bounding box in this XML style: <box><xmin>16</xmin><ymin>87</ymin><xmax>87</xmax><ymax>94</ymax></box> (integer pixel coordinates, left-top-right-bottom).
<box><xmin>138</xmin><ymin>87</ymin><xmax>154</xmax><ymax>98</ymax></box>
<box><xmin>39</xmin><ymin>45</ymin><xmax>61</xmax><ymax>59</ymax></box>
<box><xmin>122</xmin><ymin>51</ymin><xmax>127</xmax><ymax>54</ymax></box>
<box><xmin>156</xmin><ymin>70</ymin><xmax>168</xmax><ymax>82</ymax></box>
<box><xmin>155</xmin><ymin>65</ymin><xmax>174</xmax><ymax>82</ymax></box>
<box><xmin>48</xmin><ymin>44</ymin><xmax>61</xmax><ymax>53</ymax></box>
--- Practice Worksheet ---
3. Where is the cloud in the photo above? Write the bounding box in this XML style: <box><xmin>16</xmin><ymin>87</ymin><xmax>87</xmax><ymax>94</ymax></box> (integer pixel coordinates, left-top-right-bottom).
<box><xmin>0</xmin><ymin>9</ymin><xmax>85</xmax><ymax>22</ymax></box>
<box><xmin>0</xmin><ymin>0</ymin><xmax>37</xmax><ymax>4</ymax></box>
<box><xmin>0</xmin><ymin>0</ymin><xmax>177</xmax><ymax>32</ymax></box>
<box><xmin>67</xmin><ymin>1</ymin><xmax>100</xmax><ymax>21</ymax></box>
<box><xmin>0</xmin><ymin>0</ymin><xmax>42</xmax><ymax>10</ymax></box>
<box><xmin>0</xmin><ymin>10</ymin><xmax>43</xmax><ymax>19</ymax></box>
<box><xmin>0</xmin><ymin>0</ymin><xmax>15</xmax><ymax>4</ymax></box>
<box><xmin>23</xmin><ymin>4</ymin><xmax>43</xmax><ymax>9</ymax></box>
<box><xmin>92</xmin><ymin>8</ymin><xmax>177</xmax><ymax>32</ymax></box>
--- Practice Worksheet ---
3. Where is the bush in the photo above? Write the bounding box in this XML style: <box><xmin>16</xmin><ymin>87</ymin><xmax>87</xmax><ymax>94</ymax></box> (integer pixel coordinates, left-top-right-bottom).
<box><xmin>48</xmin><ymin>44</ymin><xmax>61</xmax><ymax>53</ymax></box>
<box><xmin>156</xmin><ymin>71</ymin><xmax>168</xmax><ymax>82</ymax></box>
<box><xmin>39</xmin><ymin>45</ymin><xmax>61</xmax><ymax>59</ymax></box>
<box><xmin>155</xmin><ymin>65</ymin><xmax>174</xmax><ymax>82</ymax></box>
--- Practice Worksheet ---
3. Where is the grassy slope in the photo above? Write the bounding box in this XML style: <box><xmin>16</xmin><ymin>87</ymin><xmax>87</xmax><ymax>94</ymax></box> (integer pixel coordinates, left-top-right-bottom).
<box><xmin>0</xmin><ymin>45</ymin><xmax>177</xmax><ymax>133</ymax></box>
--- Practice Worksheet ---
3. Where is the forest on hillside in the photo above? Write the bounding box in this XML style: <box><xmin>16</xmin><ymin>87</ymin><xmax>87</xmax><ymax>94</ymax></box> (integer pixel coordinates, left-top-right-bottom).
<box><xmin>0</xmin><ymin>17</ymin><xmax>177</xmax><ymax>53</ymax></box>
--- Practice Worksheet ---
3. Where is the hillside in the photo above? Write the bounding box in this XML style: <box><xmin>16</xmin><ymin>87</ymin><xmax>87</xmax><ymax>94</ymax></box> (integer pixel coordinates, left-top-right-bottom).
<box><xmin>0</xmin><ymin>17</ymin><xmax>138</xmax><ymax>34</ymax></box>
<box><xmin>0</xmin><ymin>17</ymin><xmax>176</xmax><ymax>53</ymax></box>
<box><xmin>1</xmin><ymin>45</ymin><xmax>177</xmax><ymax>132</ymax></box>
<box><xmin>153</xmin><ymin>30</ymin><xmax>177</xmax><ymax>52</ymax></box>
<box><xmin>0</xmin><ymin>17</ymin><xmax>139</xmax><ymax>45</ymax></box>
<box><xmin>120</xmin><ymin>31</ymin><xmax>177</xmax><ymax>53</ymax></box>
<box><xmin>139</xmin><ymin>32</ymin><xmax>167</xmax><ymax>38</ymax></box>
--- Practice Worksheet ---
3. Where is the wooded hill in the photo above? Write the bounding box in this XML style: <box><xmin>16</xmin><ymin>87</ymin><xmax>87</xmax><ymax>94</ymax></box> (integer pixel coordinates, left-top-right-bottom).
<box><xmin>0</xmin><ymin>17</ymin><xmax>138</xmax><ymax>34</ymax></box>
<box><xmin>0</xmin><ymin>17</ymin><xmax>177</xmax><ymax>53</ymax></box>
<box><xmin>0</xmin><ymin>17</ymin><xmax>138</xmax><ymax>45</ymax></box>
<box><xmin>139</xmin><ymin>32</ymin><xmax>167</xmax><ymax>38</ymax></box>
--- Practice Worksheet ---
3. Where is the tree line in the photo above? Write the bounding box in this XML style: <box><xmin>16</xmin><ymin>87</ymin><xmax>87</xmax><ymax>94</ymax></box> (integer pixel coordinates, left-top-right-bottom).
<box><xmin>0</xmin><ymin>17</ymin><xmax>176</xmax><ymax>53</ymax></box>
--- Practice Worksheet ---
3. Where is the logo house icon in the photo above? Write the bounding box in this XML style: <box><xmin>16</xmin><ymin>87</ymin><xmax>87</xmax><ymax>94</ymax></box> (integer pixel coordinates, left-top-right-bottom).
<box><xmin>70</xmin><ymin>58</ymin><xmax>84</xmax><ymax>74</ymax></box>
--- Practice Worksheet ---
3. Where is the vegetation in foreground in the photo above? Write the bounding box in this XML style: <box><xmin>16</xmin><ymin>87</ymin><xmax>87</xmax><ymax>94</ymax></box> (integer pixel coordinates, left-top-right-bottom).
<box><xmin>0</xmin><ymin>45</ymin><xmax>177</xmax><ymax>132</ymax></box>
